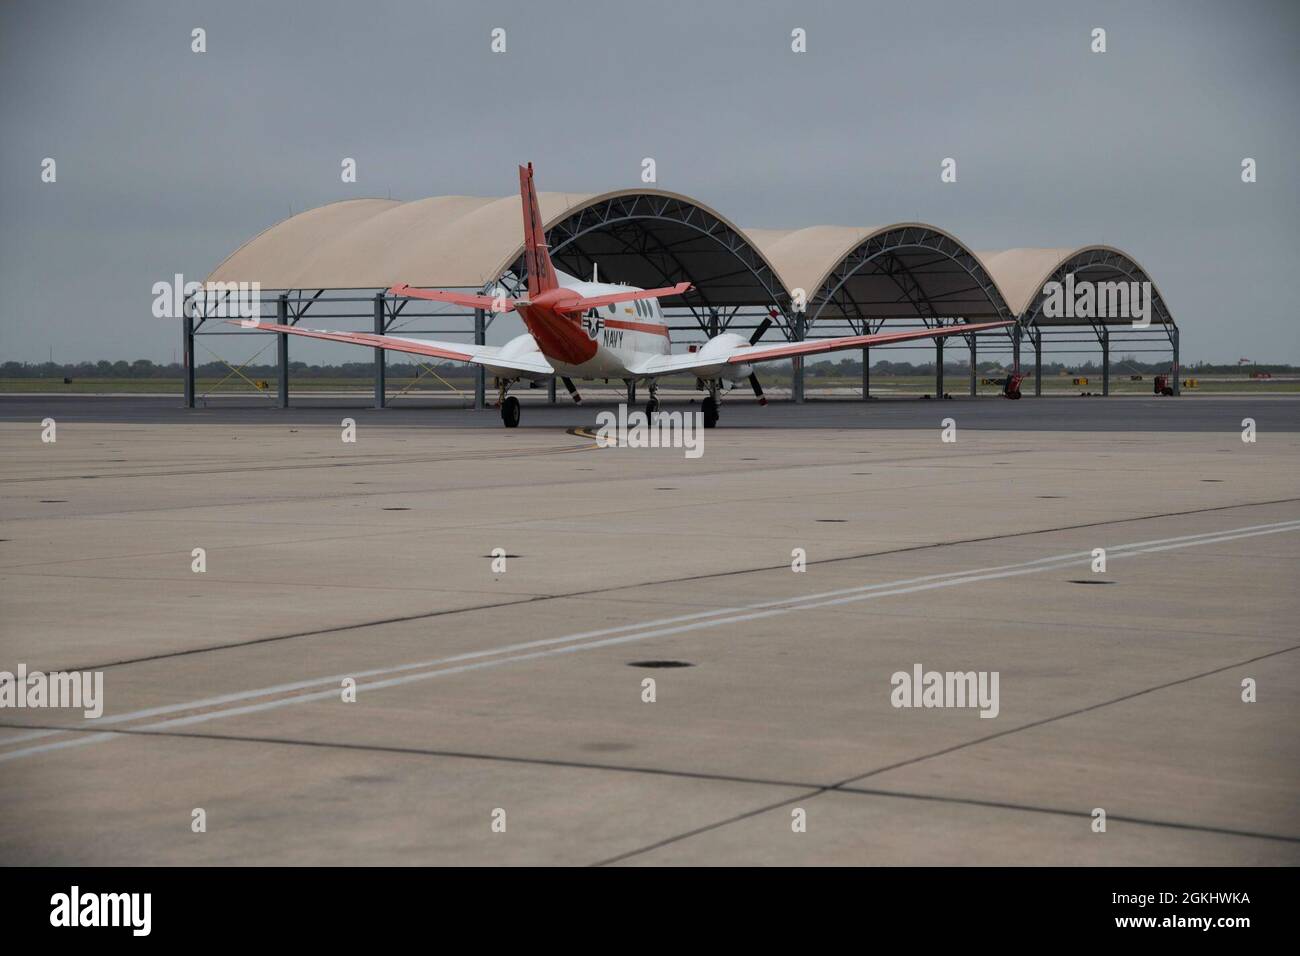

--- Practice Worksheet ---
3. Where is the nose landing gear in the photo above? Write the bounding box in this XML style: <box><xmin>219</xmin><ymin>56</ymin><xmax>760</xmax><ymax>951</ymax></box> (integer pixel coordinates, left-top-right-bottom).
<box><xmin>645</xmin><ymin>381</ymin><xmax>660</xmax><ymax>416</ymax></box>
<box><xmin>701</xmin><ymin>379</ymin><xmax>721</xmax><ymax>428</ymax></box>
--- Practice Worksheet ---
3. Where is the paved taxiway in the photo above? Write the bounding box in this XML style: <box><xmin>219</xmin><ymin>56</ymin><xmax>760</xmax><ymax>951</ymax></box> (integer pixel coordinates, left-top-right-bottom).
<box><xmin>4</xmin><ymin>392</ymin><xmax>1299</xmax><ymax>431</ymax></box>
<box><xmin>1</xmin><ymin>396</ymin><xmax>1297</xmax><ymax>864</ymax></box>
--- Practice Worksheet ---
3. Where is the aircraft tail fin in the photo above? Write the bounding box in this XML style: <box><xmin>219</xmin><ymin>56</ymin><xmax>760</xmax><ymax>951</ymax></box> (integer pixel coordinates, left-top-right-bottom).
<box><xmin>519</xmin><ymin>163</ymin><xmax>558</xmax><ymax>298</ymax></box>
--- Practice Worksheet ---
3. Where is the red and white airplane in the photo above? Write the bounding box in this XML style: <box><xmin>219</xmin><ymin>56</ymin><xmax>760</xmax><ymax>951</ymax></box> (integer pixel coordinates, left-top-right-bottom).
<box><xmin>240</xmin><ymin>164</ymin><xmax>1014</xmax><ymax>427</ymax></box>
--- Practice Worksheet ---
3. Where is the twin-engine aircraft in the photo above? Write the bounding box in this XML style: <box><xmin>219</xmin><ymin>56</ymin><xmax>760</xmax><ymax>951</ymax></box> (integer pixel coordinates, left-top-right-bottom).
<box><xmin>240</xmin><ymin>164</ymin><xmax>1013</xmax><ymax>427</ymax></box>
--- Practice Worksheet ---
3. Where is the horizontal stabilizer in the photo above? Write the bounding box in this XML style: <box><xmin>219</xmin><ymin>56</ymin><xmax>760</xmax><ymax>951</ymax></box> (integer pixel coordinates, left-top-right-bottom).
<box><xmin>557</xmin><ymin>282</ymin><xmax>693</xmax><ymax>314</ymax></box>
<box><xmin>388</xmin><ymin>285</ymin><xmax>517</xmax><ymax>313</ymax></box>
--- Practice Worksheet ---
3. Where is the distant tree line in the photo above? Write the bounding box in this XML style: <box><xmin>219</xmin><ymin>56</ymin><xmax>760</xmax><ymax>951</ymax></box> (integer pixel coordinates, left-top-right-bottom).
<box><xmin>805</xmin><ymin>356</ymin><xmax>1294</xmax><ymax>377</ymax></box>
<box><xmin>3</xmin><ymin>357</ymin><xmax>1294</xmax><ymax>380</ymax></box>
<box><xmin>0</xmin><ymin>360</ymin><xmax>477</xmax><ymax>380</ymax></box>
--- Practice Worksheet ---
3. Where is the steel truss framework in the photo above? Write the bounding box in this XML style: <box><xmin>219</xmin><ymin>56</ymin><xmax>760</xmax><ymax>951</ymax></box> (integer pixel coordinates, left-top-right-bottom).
<box><xmin>185</xmin><ymin>204</ymin><xmax>1179</xmax><ymax>408</ymax></box>
<box><xmin>509</xmin><ymin>192</ymin><xmax>792</xmax><ymax>333</ymax></box>
<box><xmin>794</xmin><ymin>227</ymin><xmax>1015</xmax><ymax>401</ymax></box>
<box><xmin>1018</xmin><ymin>247</ymin><xmax>1180</xmax><ymax>397</ymax></box>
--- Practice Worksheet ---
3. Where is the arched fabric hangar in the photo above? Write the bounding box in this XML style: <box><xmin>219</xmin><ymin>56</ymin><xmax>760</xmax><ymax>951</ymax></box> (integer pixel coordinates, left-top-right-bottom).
<box><xmin>980</xmin><ymin>246</ymin><xmax>1178</xmax><ymax>396</ymax></box>
<box><xmin>196</xmin><ymin>189</ymin><xmax>789</xmax><ymax>408</ymax></box>
<box><xmin>747</xmin><ymin>223</ymin><xmax>1017</xmax><ymax>399</ymax></box>
<box><xmin>194</xmin><ymin>187</ymin><xmax>1177</xmax><ymax>407</ymax></box>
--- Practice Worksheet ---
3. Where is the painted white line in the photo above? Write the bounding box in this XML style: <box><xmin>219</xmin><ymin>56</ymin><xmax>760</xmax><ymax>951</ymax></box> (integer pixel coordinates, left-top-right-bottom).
<box><xmin>3</xmin><ymin>519</ymin><xmax>1297</xmax><ymax>763</ymax></box>
<box><xmin>9</xmin><ymin>518</ymin><xmax>1284</xmax><ymax>748</ymax></box>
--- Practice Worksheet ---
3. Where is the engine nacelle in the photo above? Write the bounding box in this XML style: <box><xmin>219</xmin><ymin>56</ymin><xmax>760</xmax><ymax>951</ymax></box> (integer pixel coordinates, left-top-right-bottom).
<box><xmin>499</xmin><ymin>333</ymin><xmax>542</xmax><ymax>361</ymax></box>
<box><xmin>484</xmin><ymin>333</ymin><xmax>550</xmax><ymax>382</ymax></box>
<box><xmin>692</xmin><ymin>333</ymin><xmax>752</xmax><ymax>381</ymax></box>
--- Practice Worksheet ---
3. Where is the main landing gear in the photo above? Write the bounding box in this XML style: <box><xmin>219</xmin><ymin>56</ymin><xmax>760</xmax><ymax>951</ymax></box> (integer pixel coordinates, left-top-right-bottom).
<box><xmin>501</xmin><ymin>395</ymin><xmax>520</xmax><ymax>427</ymax></box>
<box><xmin>496</xmin><ymin>378</ymin><xmax>521</xmax><ymax>427</ymax></box>
<box><xmin>498</xmin><ymin>375</ymin><xmax>585</xmax><ymax>427</ymax></box>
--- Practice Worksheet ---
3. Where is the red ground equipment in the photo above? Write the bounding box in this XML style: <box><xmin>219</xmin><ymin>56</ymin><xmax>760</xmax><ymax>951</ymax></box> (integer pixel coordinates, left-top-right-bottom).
<box><xmin>1153</xmin><ymin>374</ymin><xmax>1174</xmax><ymax>396</ymax></box>
<box><xmin>1002</xmin><ymin>372</ymin><xmax>1023</xmax><ymax>399</ymax></box>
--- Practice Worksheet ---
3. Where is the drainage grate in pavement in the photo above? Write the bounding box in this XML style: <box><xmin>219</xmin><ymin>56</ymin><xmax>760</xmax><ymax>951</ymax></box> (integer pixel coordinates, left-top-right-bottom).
<box><xmin>628</xmin><ymin>660</ymin><xmax>694</xmax><ymax>668</ymax></box>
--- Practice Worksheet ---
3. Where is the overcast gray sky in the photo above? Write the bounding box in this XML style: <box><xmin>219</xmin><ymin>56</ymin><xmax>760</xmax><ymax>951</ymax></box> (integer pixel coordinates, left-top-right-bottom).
<box><xmin>2</xmin><ymin>0</ymin><xmax>1297</xmax><ymax>364</ymax></box>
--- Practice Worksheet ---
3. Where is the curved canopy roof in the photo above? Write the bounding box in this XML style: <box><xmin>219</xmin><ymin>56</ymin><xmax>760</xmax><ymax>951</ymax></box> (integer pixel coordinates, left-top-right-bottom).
<box><xmin>746</xmin><ymin>226</ymin><xmax>884</xmax><ymax>300</ymax></box>
<box><xmin>210</xmin><ymin>193</ymin><xmax>594</xmax><ymax>290</ymax></box>
<box><xmin>206</xmin><ymin>189</ymin><xmax>1171</xmax><ymax>328</ymax></box>
<box><xmin>977</xmin><ymin>248</ymin><xmax>1079</xmax><ymax>317</ymax></box>
<box><xmin>747</xmin><ymin>224</ymin><xmax>1011</xmax><ymax>322</ymax></box>
<box><xmin>978</xmin><ymin>246</ymin><xmax>1173</xmax><ymax>325</ymax></box>
<box><xmin>206</xmin><ymin>189</ymin><xmax>786</xmax><ymax>307</ymax></box>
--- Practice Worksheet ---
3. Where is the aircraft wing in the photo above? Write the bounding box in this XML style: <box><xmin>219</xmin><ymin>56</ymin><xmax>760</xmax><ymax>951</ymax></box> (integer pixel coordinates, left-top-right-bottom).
<box><xmin>232</xmin><ymin>322</ymin><xmax>554</xmax><ymax>377</ymax></box>
<box><xmin>631</xmin><ymin>320</ymin><xmax>1015</xmax><ymax>377</ymax></box>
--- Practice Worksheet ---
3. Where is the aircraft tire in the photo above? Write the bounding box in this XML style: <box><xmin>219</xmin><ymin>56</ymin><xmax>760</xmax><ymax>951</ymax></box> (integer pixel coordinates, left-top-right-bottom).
<box><xmin>502</xmin><ymin>396</ymin><xmax>521</xmax><ymax>427</ymax></box>
<box><xmin>702</xmin><ymin>397</ymin><xmax>719</xmax><ymax>428</ymax></box>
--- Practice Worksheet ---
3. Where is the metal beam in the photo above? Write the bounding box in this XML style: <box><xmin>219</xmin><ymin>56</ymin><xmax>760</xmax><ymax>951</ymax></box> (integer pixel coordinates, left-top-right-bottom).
<box><xmin>1101</xmin><ymin>329</ymin><xmax>1109</xmax><ymax>397</ymax></box>
<box><xmin>1033</xmin><ymin>328</ymin><xmax>1042</xmax><ymax>396</ymax></box>
<box><xmin>373</xmin><ymin>293</ymin><xmax>386</xmax><ymax>409</ymax></box>
<box><xmin>862</xmin><ymin>348</ymin><xmax>869</xmax><ymax>400</ymax></box>
<box><xmin>935</xmin><ymin>336</ymin><xmax>945</xmax><ymax>398</ymax></box>
<box><xmin>276</xmin><ymin>293</ymin><xmax>289</xmax><ymax>408</ymax></box>
<box><xmin>182</xmin><ymin>309</ymin><xmax>195</xmax><ymax>408</ymax></box>
<box><xmin>534</xmin><ymin>193</ymin><xmax>792</xmax><ymax>328</ymax></box>
<box><xmin>1172</xmin><ymin>327</ymin><xmax>1180</xmax><ymax>396</ymax></box>
<box><xmin>792</xmin><ymin>312</ymin><xmax>805</xmax><ymax>403</ymax></box>
<box><xmin>473</xmin><ymin>308</ymin><xmax>486</xmax><ymax>410</ymax></box>
<box><xmin>969</xmin><ymin>335</ymin><xmax>977</xmax><ymax>396</ymax></box>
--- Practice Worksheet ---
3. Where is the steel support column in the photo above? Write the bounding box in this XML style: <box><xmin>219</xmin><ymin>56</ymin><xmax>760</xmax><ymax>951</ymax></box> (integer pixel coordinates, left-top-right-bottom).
<box><xmin>1033</xmin><ymin>328</ymin><xmax>1042</xmax><ymax>396</ymax></box>
<box><xmin>373</xmin><ymin>293</ymin><xmax>386</xmax><ymax>409</ymax></box>
<box><xmin>1101</xmin><ymin>330</ymin><xmax>1110</xmax><ymax>397</ymax></box>
<box><xmin>548</xmin><ymin>378</ymin><xmax>557</xmax><ymax>403</ymax></box>
<box><xmin>935</xmin><ymin>337</ymin><xmax>945</xmax><ymax>398</ymax></box>
<box><xmin>1013</xmin><ymin>324</ymin><xmax>1021</xmax><ymax>372</ymax></box>
<box><xmin>276</xmin><ymin>293</ymin><xmax>289</xmax><ymax>408</ymax></box>
<box><xmin>792</xmin><ymin>312</ymin><xmax>805</xmax><ymax>404</ymax></box>
<box><xmin>1172</xmin><ymin>327</ymin><xmax>1180</xmax><ymax>396</ymax></box>
<box><xmin>182</xmin><ymin>310</ymin><xmax>195</xmax><ymax>408</ymax></box>
<box><xmin>473</xmin><ymin>308</ymin><xmax>486</xmax><ymax>410</ymax></box>
<box><xmin>862</xmin><ymin>348</ymin><xmax>869</xmax><ymax>400</ymax></box>
<box><xmin>968</xmin><ymin>336</ymin><xmax>977</xmax><ymax>397</ymax></box>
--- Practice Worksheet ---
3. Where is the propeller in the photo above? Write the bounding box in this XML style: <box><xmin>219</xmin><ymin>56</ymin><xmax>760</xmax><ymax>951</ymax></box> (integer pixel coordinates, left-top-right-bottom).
<box><xmin>746</xmin><ymin>312</ymin><xmax>775</xmax><ymax>404</ymax></box>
